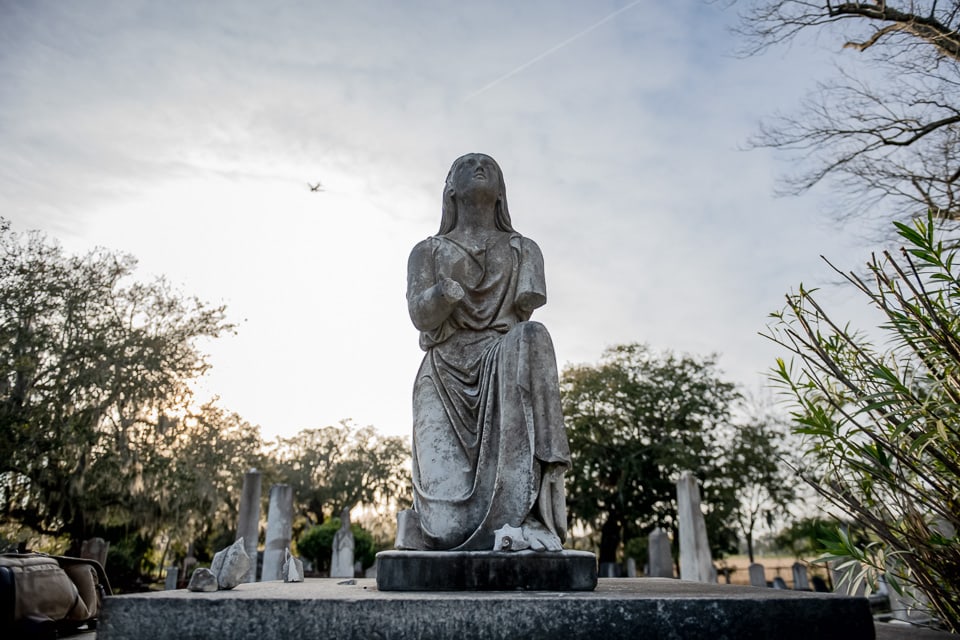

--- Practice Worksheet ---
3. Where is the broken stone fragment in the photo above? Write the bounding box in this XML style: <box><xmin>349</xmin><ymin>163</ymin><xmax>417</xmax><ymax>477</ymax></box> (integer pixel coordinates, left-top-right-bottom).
<box><xmin>281</xmin><ymin>547</ymin><xmax>304</xmax><ymax>583</ymax></box>
<box><xmin>211</xmin><ymin>537</ymin><xmax>251</xmax><ymax>590</ymax></box>
<box><xmin>187</xmin><ymin>568</ymin><xmax>218</xmax><ymax>592</ymax></box>
<box><xmin>493</xmin><ymin>524</ymin><xmax>530</xmax><ymax>551</ymax></box>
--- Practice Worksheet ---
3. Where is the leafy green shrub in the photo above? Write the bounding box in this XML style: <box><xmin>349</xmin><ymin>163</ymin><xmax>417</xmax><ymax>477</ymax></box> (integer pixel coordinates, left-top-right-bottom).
<box><xmin>773</xmin><ymin>517</ymin><xmax>869</xmax><ymax>560</ymax></box>
<box><xmin>105</xmin><ymin>534</ymin><xmax>154</xmax><ymax>593</ymax></box>
<box><xmin>766</xmin><ymin>215</ymin><xmax>960</xmax><ymax>631</ymax></box>
<box><xmin>297</xmin><ymin>518</ymin><xmax>377</xmax><ymax>574</ymax></box>
<box><xmin>297</xmin><ymin>520</ymin><xmax>337</xmax><ymax>573</ymax></box>
<box><xmin>623</xmin><ymin>537</ymin><xmax>648</xmax><ymax>564</ymax></box>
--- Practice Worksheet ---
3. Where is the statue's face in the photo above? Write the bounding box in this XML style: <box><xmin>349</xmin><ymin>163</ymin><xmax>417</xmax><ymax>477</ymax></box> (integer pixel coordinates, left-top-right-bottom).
<box><xmin>450</xmin><ymin>154</ymin><xmax>500</xmax><ymax>199</ymax></box>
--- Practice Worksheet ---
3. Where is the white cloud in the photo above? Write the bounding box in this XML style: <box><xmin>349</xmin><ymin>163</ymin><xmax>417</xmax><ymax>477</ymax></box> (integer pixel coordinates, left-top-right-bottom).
<box><xmin>0</xmin><ymin>0</ymin><xmax>883</xmax><ymax>436</ymax></box>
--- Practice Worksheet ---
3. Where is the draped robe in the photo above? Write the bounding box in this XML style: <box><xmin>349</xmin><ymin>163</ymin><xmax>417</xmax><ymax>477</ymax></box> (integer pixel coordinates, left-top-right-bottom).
<box><xmin>406</xmin><ymin>231</ymin><xmax>570</xmax><ymax>550</ymax></box>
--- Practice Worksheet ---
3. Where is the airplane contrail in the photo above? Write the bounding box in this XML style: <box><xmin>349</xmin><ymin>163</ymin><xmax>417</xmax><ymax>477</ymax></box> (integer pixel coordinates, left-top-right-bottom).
<box><xmin>463</xmin><ymin>0</ymin><xmax>643</xmax><ymax>102</ymax></box>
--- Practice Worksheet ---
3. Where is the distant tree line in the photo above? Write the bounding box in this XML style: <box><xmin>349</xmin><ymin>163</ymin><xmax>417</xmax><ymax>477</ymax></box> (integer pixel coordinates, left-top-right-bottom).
<box><xmin>0</xmin><ymin>219</ymin><xmax>410</xmax><ymax>589</ymax></box>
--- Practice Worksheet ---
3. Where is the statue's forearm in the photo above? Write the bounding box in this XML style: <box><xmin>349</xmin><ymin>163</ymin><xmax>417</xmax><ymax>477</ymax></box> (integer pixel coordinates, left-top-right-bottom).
<box><xmin>409</xmin><ymin>278</ymin><xmax>464</xmax><ymax>331</ymax></box>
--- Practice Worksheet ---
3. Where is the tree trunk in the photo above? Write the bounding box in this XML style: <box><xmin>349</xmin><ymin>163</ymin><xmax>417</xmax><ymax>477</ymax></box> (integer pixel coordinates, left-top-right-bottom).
<box><xmin>598</xmin><ymin>515</ymin><xmax>621</xmax><ymax>564</ymax></box>
<box><xmin>746</xmin><ymin>530</ymin><xmax>755</xmax><ymax>564</ymax></box>
<box><xmin>65</xmin><ymin>506</ymin><xmax>88</xmax><ymax>556</ymax></box>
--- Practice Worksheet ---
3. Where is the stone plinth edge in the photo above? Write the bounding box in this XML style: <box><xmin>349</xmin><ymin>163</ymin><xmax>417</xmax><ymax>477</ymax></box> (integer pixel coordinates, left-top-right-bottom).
<box><xmin>375</xmin><ymin>549</ymin><xmax>598</xmax><ymax>591</ymax></box>
<box><xmin>99</xmin><ymin>578</ymin><xmax>877</xmax><ymax>640</ymax></box>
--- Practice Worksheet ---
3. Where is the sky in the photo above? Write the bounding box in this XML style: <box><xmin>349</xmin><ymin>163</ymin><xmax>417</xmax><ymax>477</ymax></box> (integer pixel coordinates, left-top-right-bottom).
<box><xmin>0</xmin><ymin>0</ymin><xmax>879</xmax><ymax>440</ymax></box>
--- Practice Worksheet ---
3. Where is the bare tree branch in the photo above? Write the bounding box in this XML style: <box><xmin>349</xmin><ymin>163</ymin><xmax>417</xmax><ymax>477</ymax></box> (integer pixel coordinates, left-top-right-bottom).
<box><xmin>829</xmin><ymin>2</ymin><xmax>960</xmax><ymax>60</ymax></box>
<box><xmin>734</xmin><ymin>2</ymin><xmax>960</xmax><ymax>231</ymax></box>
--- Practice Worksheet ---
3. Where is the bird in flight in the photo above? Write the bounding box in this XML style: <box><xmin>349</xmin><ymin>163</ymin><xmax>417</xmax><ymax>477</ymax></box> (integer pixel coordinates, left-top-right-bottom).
<box><xmin>308</xmin><ymin>181</ymin><xmax>324</xmax><ymax>192</ymax></box>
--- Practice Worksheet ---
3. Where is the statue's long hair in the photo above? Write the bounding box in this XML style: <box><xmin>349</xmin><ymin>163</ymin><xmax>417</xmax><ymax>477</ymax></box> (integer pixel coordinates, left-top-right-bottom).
<box><xmin>438</xmin><ymin>153</ymin><xmax>514</xmax><ymax>235</ymax></box>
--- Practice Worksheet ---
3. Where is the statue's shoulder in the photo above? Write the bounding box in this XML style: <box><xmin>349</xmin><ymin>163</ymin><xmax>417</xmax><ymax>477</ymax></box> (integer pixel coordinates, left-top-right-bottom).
<box><xmin>512</xmin><ymin>234</ymin><xmax>544</xmax><ymax>261</ymax></box>
<box><xmin>409</xmin><ymin>236</ymin><xmax>440</xmax><ymax>256</ymax></box>
<box><xmin>518</xmin><ymin>235</ymin><xmax>540</xmax><ymax>250</ymax></box>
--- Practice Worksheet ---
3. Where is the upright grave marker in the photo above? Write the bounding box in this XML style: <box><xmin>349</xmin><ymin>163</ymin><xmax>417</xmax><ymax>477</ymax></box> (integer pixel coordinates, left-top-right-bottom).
<box><xmin>261</xmin><ymin>484</ymin><xmax>293</xmax><ymax>581</ymax></box>
<box><xmin>330</xmin><ymin>507</ymin><xmax>355</xmax><ymax>579</ymax></box>
<box><xmin>236</xmin><ymin>469</ymin><xmax>261</xmax><ymax>583</ymax></box>
<box><xmin>647</xmin><ymin>527</ymin><xmax>673</xmax><ymax>578</ymax></box>
<box><xmin>676</xmin><ymin>472</ymin><xmax>716</xmax><ymax>583</ymax></box>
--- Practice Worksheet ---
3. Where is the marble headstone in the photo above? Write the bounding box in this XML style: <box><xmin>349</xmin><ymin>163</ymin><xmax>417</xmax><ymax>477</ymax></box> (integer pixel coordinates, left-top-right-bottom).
<box><xmin>676</xmin><ymin>472</ymin><xmax>716</xmax><ymax>583</ymax></box>
<box><xmin>261</xmin><ymin>484</ymin><xmax>293</xmax><ymax>581</ymax></box>
<box><xmin>235</xmin><ymin>468</ymin><xmax>261</xmax><ymax>583</ymax></box>
<box><xmin>647</xmin><ymin>527</ymin><xmax>673</xmax><ymax>578</ymax></box>
<box><xmin>330</xmin><ymin>508</ymin><xmax>355</xmax><ymax>578</ymax></box>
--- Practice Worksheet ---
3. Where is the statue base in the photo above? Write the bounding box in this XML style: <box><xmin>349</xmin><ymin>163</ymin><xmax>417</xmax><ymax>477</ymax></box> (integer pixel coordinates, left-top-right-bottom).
<box><xmin>375</xmin><ymin>549</ymin><xmax>598</xmax><ymax>591</ymax></box>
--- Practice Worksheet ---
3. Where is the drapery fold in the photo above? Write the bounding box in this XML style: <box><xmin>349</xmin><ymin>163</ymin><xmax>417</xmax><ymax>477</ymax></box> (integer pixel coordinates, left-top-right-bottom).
<box><xmin>407</xmin><ymin>233</ymin><xmax>569</xmax><ymax>550</ymax></box>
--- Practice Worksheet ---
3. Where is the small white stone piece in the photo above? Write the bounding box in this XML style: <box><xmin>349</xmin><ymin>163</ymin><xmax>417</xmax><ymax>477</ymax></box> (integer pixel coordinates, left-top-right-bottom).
<box><xmin>187</xmin><ymin>568</ymin><xmax>218</xmax><ymax>592</ymax></box>
<box><xmin>211</xmin><ymin>537</ymin><xmax>251</xmax><ymax>590</ymax></box>
<box><xmin>492</xmin><ymin>525</ymin><xmax>530</xmax><ymax>551</ymax></box>
<box><xmin>281</xmin><ymin>547</ymin><xmax>304</xmax><ymax>583</ymax></box>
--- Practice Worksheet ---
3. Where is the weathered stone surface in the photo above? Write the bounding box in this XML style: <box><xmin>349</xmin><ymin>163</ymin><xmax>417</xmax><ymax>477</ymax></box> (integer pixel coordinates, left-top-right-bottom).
<box><xmin>235</xmin><ymin>469</ymin><xmax>261</xmax><ymax>583</ymax></box>
<box><xmin>80</xmin><ymin>537</ymin><xmax>109</xmax><ymax>567</ymax></box>
<box><xmin>164</xmin><ymin>567</ymin><xmax>179</xmax><ymax>591</ymax></box>
<box><xmin>375</xmin><ymin>550</ymin><xmax>597</xmax><ymax>591</ymax></box>
<box><xmin>262</xmin><ymin>484</ymin><xmax>293</xmax><ymax>581</ymax></box>
<box><xmin>281</xmin><ymin>548</ymin><xmax>303</xmax><ymax>583</ymax></box>
<box><xmin>330</xmin><ymin>507</ymin><xmax>355</xmax><ymax>578</ymax></box>
<box><xmin>676</xmin><ymin>471</ymin><xmax>716</xmax><ymax>583</ymax></box>
<box><xmin>211</xmin><ymin>538</ymin><xmax>251</xmax><ymax>590</ymax></box>
<box><xmin>647</xmin><ymin>527</ymin><xmax>673</xmax><ymax>578</ymax></box>
<box><xmin>394</xmin><ymin>509</ymin><xmax>424</xmax><ymax>550</ymax></box>
<box><xmin>402</xmin><ymin>154</ymin><xmax>570</xmax><ymax>553</ymax></box>
<box><xmin>492</xmin><ymin>525</ymin><xmax>529</xmax><ymax>551</ymax></box>
<box><xmin>186</xmin><ymin>568</ymin><xmax>218</xmax><ymax>592</ymax></box>
<box><xmin>792</xmin><ymin>562</ymin><xmax>810</xmax><ymax>590</ymax></box>
<box><xmin>885</xmin><ymin>575</ymin><xmax>933</xmax><ymax>625</ymax></box>
<box><xmin>876</xmin><ymin>621</ymin><xmax>955</xmax><ymax>639</ymax></box>
<box><xmin>749</xmin><ymin>562</ymin><xmax>767</xmax><ymax>588</ymax></box>
<box><xmin>100</xmin><ymin>578</ymin><xmax>878</xmax><ymax>640</ymax></box>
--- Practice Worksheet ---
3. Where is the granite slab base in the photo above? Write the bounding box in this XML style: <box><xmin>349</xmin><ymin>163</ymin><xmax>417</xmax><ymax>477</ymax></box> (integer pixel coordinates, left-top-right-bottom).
<box><xmin>375</xmin><ymin>549</ymin><xmax>598</xmax><ymax>591</ymax></box>
<box><xmin>98</xmin><ymin>578</ymin><xmax>876</xmax><ymax>640</ymax></box>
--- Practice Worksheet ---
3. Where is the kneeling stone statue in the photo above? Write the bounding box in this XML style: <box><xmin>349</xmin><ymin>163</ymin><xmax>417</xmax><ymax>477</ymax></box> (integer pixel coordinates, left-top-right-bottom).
<box><xmin>395</xmin><ymin>153</ymin><xmax>570</xmax><ymax>553</ymax></box>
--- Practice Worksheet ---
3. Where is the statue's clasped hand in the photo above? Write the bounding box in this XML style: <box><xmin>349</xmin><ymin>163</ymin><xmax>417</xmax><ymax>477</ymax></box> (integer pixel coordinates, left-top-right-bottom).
<box><xmin>439</xmin><ymin>277</ymin><xmax>464</xmax><ymax>303</ymax></box>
